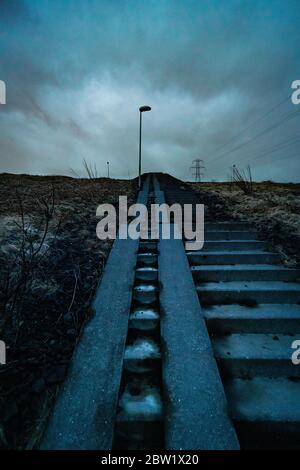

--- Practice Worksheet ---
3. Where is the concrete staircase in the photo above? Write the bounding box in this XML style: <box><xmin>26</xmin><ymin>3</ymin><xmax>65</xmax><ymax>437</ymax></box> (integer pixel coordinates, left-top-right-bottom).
<box><xmin>187</xmin><ymin>222</ymin><xmax>300</xmax><ymax>449</ymax></box>
<box><xmin>114</xmin><ymin>200</ymin><xmax>164</xmax><ymax>450</ymax></box>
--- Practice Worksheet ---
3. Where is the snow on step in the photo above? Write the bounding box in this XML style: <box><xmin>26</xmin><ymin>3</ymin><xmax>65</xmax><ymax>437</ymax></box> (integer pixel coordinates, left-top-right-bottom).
<box><xmin>212</xmin><ymin>333</ymin><xmax>300</xmax><ymax>377</ymax></box>
<box><xmin>226</xmin><ymin>376</ymin><xmax>300</xmax><ymax>423</ymax></box>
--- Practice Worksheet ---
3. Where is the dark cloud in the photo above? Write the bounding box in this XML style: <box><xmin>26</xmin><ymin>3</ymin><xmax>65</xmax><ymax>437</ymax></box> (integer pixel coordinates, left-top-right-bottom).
<box><xmin>0</xmin><ymin>0</ymin><xmax>299</xmax><ymax>181</ymax></box>
<box><xmin>0</xmin><ymin>0</ymin><xmax>29</xmax><ymax>22</ymax></box>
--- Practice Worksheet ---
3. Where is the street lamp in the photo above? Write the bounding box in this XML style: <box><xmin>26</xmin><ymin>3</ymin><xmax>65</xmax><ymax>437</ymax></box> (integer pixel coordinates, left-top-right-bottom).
<box><xmin>138</xmin><ymin>105</ymin><xmax>151</xmax><ymax>189</ymax></box>
<box><xmin>107</xmin><ymin>161</ymin><xmax>110</xmax><ymax>178</ymax></box>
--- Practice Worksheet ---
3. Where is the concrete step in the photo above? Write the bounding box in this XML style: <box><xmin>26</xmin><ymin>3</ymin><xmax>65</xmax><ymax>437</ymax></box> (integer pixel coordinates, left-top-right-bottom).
<box><xmin>129</xmin><ymin>308</ymin><xmax>160</xmax><ymax>331</ymax></box>
<box><xmin>213</xmin><ymin>333</ymin><xmax>300</xmax><ymax>378</ymax></box>
<box><xmin>188</xmin><ymin>251</ymin><xmax>280</xmax><ymax>265</ymax></box>
<box><xmin>157</xmin><ymin>215</ymin><xmax>240</xmax><ymax>450</ymax></box>
<box><xmin>137</xmin><ymin>253</ymin><xmax>158</xmax><ymax>267</ymax></box>
<box><xmin>205</xmin><ymin>231</ymin><xmax>258</xmax><ymax>241</ymax></box>
<box><xmin>116</xmin><ymin>381</ymin><xmax>163</xmax><ymax>421</ymax></box>
<box><xmin>115</xmin><ymin>380</ymin><xmax>163</xmax><ymax>449</ymax></box>
<box><xmin>205</xmin><ymin>222</ymin><xmax>253</xmax><ymax>231</ymax></box>
<box><xmin>133</xmin><ymin>284</ymin><xmax>158</xmax><ymax>305</ymax></box>
<box><xmin>139</xmin><ymin>241</ymin><xmax>158</xmax><ymax>253</ymax></box>
<box><xmin>143</xmin><ymin>232</ymin><xmax>159</xmax><ymax>242</ymax></box>
<box><xmin>226</xmin><ymin>377</ymin><xmax>300</xmax><ymax>449</ymax></box>
<box><xmin>204</xmin><ymin>304</ymin><xmax>300</xmax><ymax>334</ymax></box>
<box><xmin>202</xmin><ymin>241</ymin><xmax>266</xmax><ymax>251</ymax></box>
<box><xmin>124</xmin><ymin>337</ymin><xmax>161</xmax><ymax>374</ymax></box>
<box><xmin>192</xmin><ymin>264</ymin><xmax>300</xmax><ymax>282</ymax></box>
<box><xmin>197</xmin><ymin>281</ymin><xmax>300</xmax><ymax>304</ymax></box>
<box><xmin>136</xmin><ymin>267</ymin><xmax>158</xmax><ymax>282</ymax></box>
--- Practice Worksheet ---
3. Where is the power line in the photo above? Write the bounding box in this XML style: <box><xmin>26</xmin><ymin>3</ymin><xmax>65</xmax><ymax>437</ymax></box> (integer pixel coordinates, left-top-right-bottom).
<box><xmin>251</xmin><ymin>150</ymin><xmax>300</xmax><ymax>167</ymax></box>
<box><xmin>206</xmin><ymin>94</ymin><xmax>292</xmax><ymax>161</ymax></box>
<box><xmin>211</xmin><ymin>109</ymin><xmax>300</xmax><ymax>164</ymax></box>
<box><xmin>209</xmin><ymin>109</ymin><xmax>300</xmax><ymax>166</ymax></box>
<box><xmin>248</xmin><ymin>137</ymin><xmax>300</xmax><ymax>164</ymax></box>
<box><xmin>230</xmin><ymin>136</ymin><xmax>300</xmax><ymax>165</ymax></box>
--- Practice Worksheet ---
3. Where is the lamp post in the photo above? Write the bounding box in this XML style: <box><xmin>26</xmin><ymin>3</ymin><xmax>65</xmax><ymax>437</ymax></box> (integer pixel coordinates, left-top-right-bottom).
<box><xmin>138</xmin><ymin>105</ymin><xmax>151</xmax><ymax>189</ymax></box>
<box><xmin>107</xmin><ymin>161</ymin><xmax>110</xmax><ymax>178</ymax></box>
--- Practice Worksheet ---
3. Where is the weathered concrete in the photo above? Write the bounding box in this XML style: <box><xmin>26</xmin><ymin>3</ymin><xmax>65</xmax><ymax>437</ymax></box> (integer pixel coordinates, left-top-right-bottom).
<box><xmin>197</xmin><ymin>280</ymin><xmax>300</xmax><ymax>304</ymax></box>
<box><xmin>227</xmin><ymin>376</ymin><xmax>300</xmax><ymax>424</ymax></box>
<box><xmin>213</xmin><ymin>333</ymin><xmax>300</xmax><ymax>377</ymax></box>
<box><xmin>205</xmin><ymin>230</ymin><xmax>258</xmax><ymax>240</ymax></box>
<box><xmin>227</xmin><ymin>377</ymin><xmax>300</xmax><ymax>449</ymax></box>
<box><xmin>205</xmin><ymin>222</ymin><xmax>253</xmax><ymax>231</ymax></box>
<box><xmin>202</xmin><ymin>240</ymin><xmax>266</xmax><ymax>251</ymax></box>
<box><xmin>41</xmin><ymin>178</ymin><xmax>150</xmax><ymax>450</ymax></box>
<box><xmin>124</xmin><ymin>336</ymin><xmax>161</xmax><ymax>374</ymax></box>
<box><xmin>203</xmin><ymin>303</ymin><xmax>300</xmax><ymax>334</ymax></box>
<box><xmin>157</xmin><ymin>176</ymin><xmax>300</xmax><ymax>449</ymax></box>
<box><xmin>137</xmin><ymin>252</ymin><xmax>158</xmax><ymax>267</ymax></box>
<box><xmin>154</xmin><ymin>177</ymin><xmax>239</xmax><ymax>450</ymax></box>
<box><xmin>192</xmin><ymin>264</ymin><xmax>300</xmax><ymax>282</ymax></box>
<box><xmin>135</xmin><ymin>266</ymin><xmax>158</xmax><ymax>282</ymax></box>
<box><xmin>158</xmin><ymin>234</ymin><xmax>239</xmax><ymax>449</ymax></box>
<box><xmin>139</xmin><ymin>240</ymin><xmax>158</xmax><ymax>252</ymax></box>
<box><xmin>129</xmin><ymin>308</ymin><xmax>160</xmax><ymax>331</ymax></box>
<box><xmin>188</xmin><ymin>251</ymin><xmax>281</xmax><ymax>265</ymax></box>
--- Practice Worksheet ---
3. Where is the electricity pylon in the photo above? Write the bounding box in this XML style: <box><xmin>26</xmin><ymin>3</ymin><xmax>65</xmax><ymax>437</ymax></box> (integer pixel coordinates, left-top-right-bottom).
<box><xmin>190</xmin><ymin>159</ymin><xmax>205</xmax><ymax>182</ymax></box>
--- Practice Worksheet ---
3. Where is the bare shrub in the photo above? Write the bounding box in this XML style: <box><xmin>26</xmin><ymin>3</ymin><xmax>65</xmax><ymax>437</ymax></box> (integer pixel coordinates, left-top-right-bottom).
<box><xmin>82</xmin><ymin>158</ymin><xmax>98</xmax><ymax>180</ymax></box>
<box><xmin>0</xmin><ymin>185</ymin><xmax>59</xmax><ymax>343</ymax></box>
<box><xmin>231</xmin><ymin>164</ymin><xmax>253</xmax><ymax>194</ymax></box>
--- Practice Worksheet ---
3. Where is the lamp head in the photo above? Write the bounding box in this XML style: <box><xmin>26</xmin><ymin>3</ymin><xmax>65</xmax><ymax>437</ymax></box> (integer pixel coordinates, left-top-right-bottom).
<box><xmin>139</xmin><ymin>105</ymin><xmax>151</xmax><ymax>112</ymax></box>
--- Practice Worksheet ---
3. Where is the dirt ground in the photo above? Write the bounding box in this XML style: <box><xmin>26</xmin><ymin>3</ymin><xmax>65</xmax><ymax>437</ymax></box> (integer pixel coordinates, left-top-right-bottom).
<box><xmin>1</xmin><ymin>173</ymin><xmax>299</xmax><ymax>448</ymax></box>
<box><xmin>0</xmin><ymin>173</ymin><xmax>136</xmax><ymax>449</ymax></box>
<box><xmin>190</xmin><ymin>181</ymin><xmax>300</xmax><ymax>267</ymax></box>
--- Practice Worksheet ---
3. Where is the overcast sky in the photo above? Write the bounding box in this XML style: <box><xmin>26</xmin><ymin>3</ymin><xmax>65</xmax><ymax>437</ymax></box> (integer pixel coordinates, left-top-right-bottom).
<box><xmin>0</xmin><ymin>0</ymin><xmax>299</xmax><ymax>181</ymax></box>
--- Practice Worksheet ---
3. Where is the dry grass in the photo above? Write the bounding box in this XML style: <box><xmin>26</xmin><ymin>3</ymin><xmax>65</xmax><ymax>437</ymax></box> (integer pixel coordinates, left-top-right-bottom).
<box><xmin>190</xmin><ymin>181</ymin><xmax>300</xmax><ymax>267</ymax></box>
<box><xmin>0</xmin><ymin>173</ymin><xmax>136</xmax><ymax>449</ymax></box>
